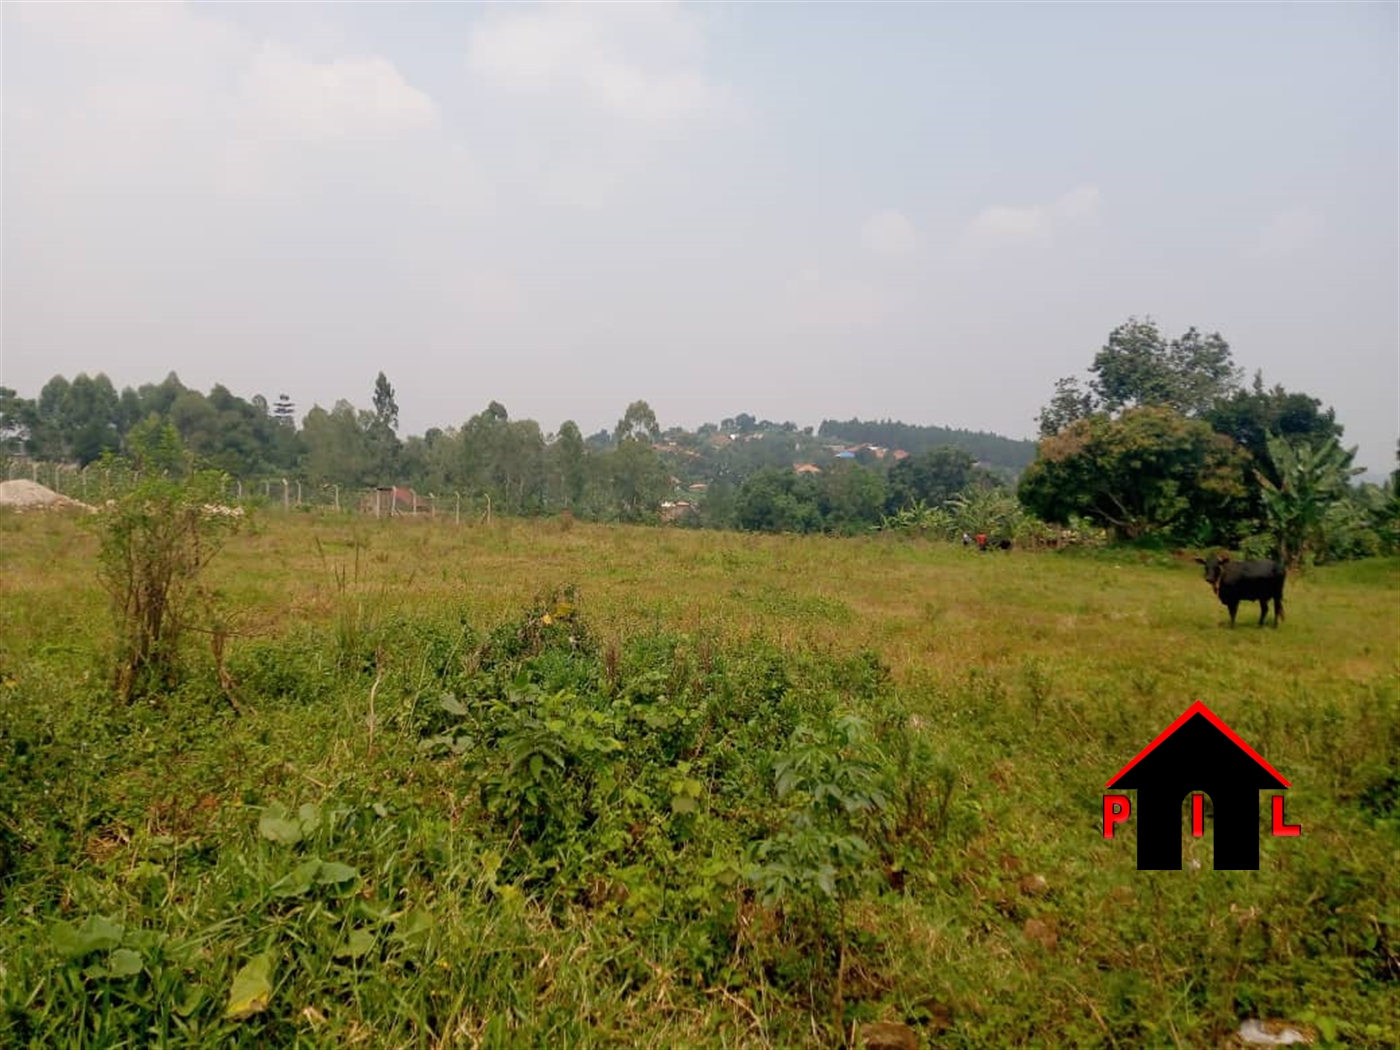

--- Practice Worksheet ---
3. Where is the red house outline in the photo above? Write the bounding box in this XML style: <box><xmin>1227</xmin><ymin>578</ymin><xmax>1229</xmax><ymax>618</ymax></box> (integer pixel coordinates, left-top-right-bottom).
<box><xmin>1106</xmin><ymin>701</ymin><xmax>1290</xmax><ymax>789</ymax></box>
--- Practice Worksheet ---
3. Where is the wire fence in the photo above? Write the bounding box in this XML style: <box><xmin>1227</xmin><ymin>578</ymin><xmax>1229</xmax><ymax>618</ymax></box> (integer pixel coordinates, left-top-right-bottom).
<box><xmin>1</xmin><ymin>457</ymin><xmax>496</xmax><ymax>523</ymax></box>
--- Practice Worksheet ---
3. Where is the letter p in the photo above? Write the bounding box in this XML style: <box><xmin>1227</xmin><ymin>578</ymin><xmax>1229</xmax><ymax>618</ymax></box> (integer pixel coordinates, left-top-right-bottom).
<box><xmin>1103</xmin><ymin>794</ymin><xmax>1131</xmax><ymax>838</ymax></box>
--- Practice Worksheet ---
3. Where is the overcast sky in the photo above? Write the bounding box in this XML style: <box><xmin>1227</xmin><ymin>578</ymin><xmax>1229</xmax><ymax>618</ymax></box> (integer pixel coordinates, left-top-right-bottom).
<box><xmin>3</xmin><ymin>1</ymin><xmax>1396</xmax><ymax>472</ymax></box>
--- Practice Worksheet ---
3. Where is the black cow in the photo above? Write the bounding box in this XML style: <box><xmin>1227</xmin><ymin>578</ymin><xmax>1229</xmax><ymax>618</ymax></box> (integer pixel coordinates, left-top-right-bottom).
<box><xmin>1194</xmin><ymin>553</ymin><xmax>1285</xmax><ymax>627</ymax></box>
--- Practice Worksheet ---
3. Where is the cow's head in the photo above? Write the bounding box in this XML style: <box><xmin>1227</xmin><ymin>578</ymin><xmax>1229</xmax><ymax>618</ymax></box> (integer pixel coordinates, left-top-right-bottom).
<box><xmin>1193</xmin><ymin>552</ymin><xmax>1230</xmax><ymax>592</ymax></box>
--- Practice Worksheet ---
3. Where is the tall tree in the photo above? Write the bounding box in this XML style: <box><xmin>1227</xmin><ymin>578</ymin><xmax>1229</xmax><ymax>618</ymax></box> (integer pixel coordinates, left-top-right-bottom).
<box><xmin>550</xmin><ymin>420</ymin><xmax>587</xmax><ymax>508</ymax></box>
<box><xmin>1036</xmin><ymin>377</ymin><xmax>1095</xmax><ymax>437</ymax></box>
<box><xmin>1018</xmin><ymin>406</ymin><xmax>1249</xmax><ymax>542</ymax></box>
<box><xmin>367</xmin><ymin>373</ymin><xmax>401</xmax><ymax>480</ymax></box>
<box><xmin>1089</xmin><ymin>317</ymin><xmax>1241</xmax><ymax>417</ymax></box>
<box><xmin>615</xmin><ymin>400</ymin><xmax>660</xmax><ymax>445</ymax></box>
<box><xmin>371</xmin><ymin>373</ymin><xmax>399</xmax><ymax>434</ymax></box>
<box><xmin>301</xmin><ymin>401</ymin><xmax>374</xmax><ymax>485</ymax></box>
<box><xmin>885</xmin><ymin>446</ymin><xmax>984</xmax><ymax>513</ymax></box>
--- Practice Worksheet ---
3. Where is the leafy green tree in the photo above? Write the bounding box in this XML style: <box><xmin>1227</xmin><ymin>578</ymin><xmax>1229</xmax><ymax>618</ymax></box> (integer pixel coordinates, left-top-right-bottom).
<box><xmin>168</xmin><ymin>389</ymin><xmax>221</xmax><ymax>460</ymax></box>
<box><xmin>1204</xmin><ymin>372</ymin><xmax>1344</xmax><ymax>525</ymax></box>
<box><xmin>1257</xmin><ymin>433</ymin><xmax>1363</xmax><ymax>567</ymax></box>
<box><xmin>0</xmin><ymin>387</ymin><xmax>31</xmax><ymax>454</ymax></box>
<box><xmin>1036</xmin><ymin>377</ymin><xmax>1095</xmax><ymax>437</ymax></box>
<box><xmin>367</xmin><ymin>373</ymin><xmax>402</xmax><ymax>480</ymax></box>
<box><xmin>550</xmin><ymin>421</ymin><xmax>587</xmax><ymax>508</ymax></box>
<box><xmin>735</xmin><ymin>469</ymin><xmax>822</xmax><ymax>533</ymax></box>
<box><xmin>817</xmin><ymin>464</ymin><xmax>887</xmax><ymax>534</ymax></box>
<box><xmin>29</xmin><ymin>373</ymin><xmax>122</xmax><ymax>463</ymax></box>
<box><xmin>371</xmin><ymin>373</ymin><xmax>399</xmax><ymax>434</ymax></box>
<box><xmin>1018</xmin><ymin>406</ymin><xmax>1248</xmax><ymax>542</ymax></box>
<box><xmin>496</xmin><ymin>420</ymin><xmax>547</xmax><ymax>514</ymax></box>
<box><xmin>301</xmin><ymin>401</ymin><xmax>374</xmax><ymax>485</ymax></box>
<box><xmin>1088</xmin><ymin>317</ymin><xmax>1241</xmax><ymax>417</ymax></box>
<box><xmin>609</xmin><ymin>437</ymin><xmax>669</xmax><ymax>523</ymax></box>
<box><xmin>614</xmin><ymin>400</ymin><xmax>660</xmax><ymax>445</ymax></box>
<box><xmin>885</xmin><ymin>447</ymin><xmax>982</xmax><ymax>513</ymax></box>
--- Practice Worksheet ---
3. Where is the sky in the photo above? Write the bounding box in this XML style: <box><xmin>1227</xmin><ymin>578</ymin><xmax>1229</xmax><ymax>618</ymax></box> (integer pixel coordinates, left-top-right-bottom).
<box><xmin>3</xmin><ymin>1</ymin><xmax>1397</xmax><ymax>473</ymax></box>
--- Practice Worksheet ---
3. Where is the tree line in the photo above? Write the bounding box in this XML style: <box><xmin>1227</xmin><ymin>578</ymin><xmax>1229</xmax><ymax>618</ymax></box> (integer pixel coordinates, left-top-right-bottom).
<box><xmin>1020</xmin><ymin>317</ymin><xmax>1398</xmax><ymax>563</ymax></box>
<box><xmin>3</xmin><ymin>318</ymin><xmax>1396</xmax><ymax>563</ymax></box>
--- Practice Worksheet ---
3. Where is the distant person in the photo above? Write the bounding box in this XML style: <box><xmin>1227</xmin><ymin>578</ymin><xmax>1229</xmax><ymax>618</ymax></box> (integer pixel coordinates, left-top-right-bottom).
<box><xmin>975</xmin><ymin>532</ymin><xmax>988</xmax><ymax>552</ymax></box>
<box><xmin>962</xmin><ymin>532</ymin><xmax>972</xmax><ymax>547</ymax></box>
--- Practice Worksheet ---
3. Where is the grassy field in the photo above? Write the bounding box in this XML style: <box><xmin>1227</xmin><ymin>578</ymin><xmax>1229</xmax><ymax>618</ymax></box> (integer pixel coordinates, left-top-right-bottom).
<box><xmin>2</xmin><ymin>509</ymin><xmax>1397</xmax><ymax>1048</ymax></box>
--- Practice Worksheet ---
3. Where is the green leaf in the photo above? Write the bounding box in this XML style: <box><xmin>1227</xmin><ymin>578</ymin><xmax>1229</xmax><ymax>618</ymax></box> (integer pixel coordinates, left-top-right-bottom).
<box><xmin>51</xmin><ymin>915</ymin><xmax>124</xmax><ymax>960</ymax></box>
<box><xmin>297</xmin><ymin>803</ymin><xmax>322</xmax><ymax>833</ymax></box>
<box><xmin>107</xmin><ymin>948</ymin><xmax>144</xmax><ymax>978</ymax></box>
<box><xmin>225</xmin><ymin>952</ymin><xmax>274</xmax><ymax>1020</ymax></box>
<box><xmin>335</xmin><ymin>929</ymin><xmax>376</xmax><ymax>959</ymax></box>
<box><xmin>270</xmin><ymin>858</ymin><xmax>322</xmax><ymax>898</ymax></box>
<box><xmin>175</xmin><ymin>985</ymin><xmax>205</xmax><ymax>1018</ymax></box>
<box><xmin>258</xmin><ymin>803</ymin><xmax>303</xmax><ymax>845</ymax></box>
<box><xmin>315</xmin><ymin>861</ymin><xmax>359</xmax><ymax>885</ymax></box>
<box><xmin>395</xmin><ymin>908</ymin><xmax>434</xmax><ymax>946</ymax></box>
<box><xmin>439</xmin><ymin>694</ymin><xmax>468</xmax><ymax>716</ymax></box>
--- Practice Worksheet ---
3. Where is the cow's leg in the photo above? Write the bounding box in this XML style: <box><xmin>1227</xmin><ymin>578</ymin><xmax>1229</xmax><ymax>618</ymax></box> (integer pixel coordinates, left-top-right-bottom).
<box><xmin>1258</xmin><ymin>599</ymin><xmax>1269</xmax><ymax>626</ymax></box>
<box><xmin>1227</xmin><ymin>601</ymin><xmax>1239</xmax><ymax>627</ymax></box>
<box><xmin>1274</xmin><ymin>594</ymin><xmax>1284</xmax><ymax>627</ymax></box>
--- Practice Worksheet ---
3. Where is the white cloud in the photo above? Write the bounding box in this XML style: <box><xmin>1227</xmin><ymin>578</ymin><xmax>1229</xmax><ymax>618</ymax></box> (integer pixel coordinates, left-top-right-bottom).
<box><xmin>1252</xmin><ymin>207</ymin><xmax>1325</xmax><ymax>259</ymax></box>
<box><xmin>467</xmin><ymin>2</ymin><xmax>734</xmax><ymax>127</ymax></box>
<box><xmin>6</xmin><ymin>2</ymin><xmax>456</xmax><ymax>205</ymax></box>
<box><xmin>965</xmin><ymin>185</ymin><xmax>1102</xmax><ymax>244</ymax></box>
<box><xmin>238</xmin><ymin>46</ymin><xmax>439</xmax><ymax>141</ymax></box>
<box><xmin>860</xmin><ymin>210</ymin><xmax>919</xmax><ymax>258</ymax></box>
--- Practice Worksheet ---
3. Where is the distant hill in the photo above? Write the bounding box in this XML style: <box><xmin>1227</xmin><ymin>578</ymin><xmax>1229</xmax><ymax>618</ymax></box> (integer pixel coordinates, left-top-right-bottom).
<box><xmin>817</xmin><ymin>418</ymin><xmax>1037</xmax><ymax>470</ymax></box>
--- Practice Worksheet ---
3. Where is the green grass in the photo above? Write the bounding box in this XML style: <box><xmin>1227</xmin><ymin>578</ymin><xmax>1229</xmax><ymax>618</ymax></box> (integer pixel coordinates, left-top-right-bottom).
<box><xmin>1</xmin><ymin>509</ymin><xmax>1397</xmax><ymax>1048</ymax></box>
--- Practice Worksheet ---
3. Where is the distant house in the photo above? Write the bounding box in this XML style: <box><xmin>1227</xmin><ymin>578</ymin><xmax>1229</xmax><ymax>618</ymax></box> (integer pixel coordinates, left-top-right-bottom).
<box><xmin>659</xmin><ymin>500</ymin><xmax>696</xmax><ymax>524</ymax></box>
<box><xmin>688</xmin><ymin>482</ymin><xmax>708</xmax><ymax>492</ymax></box>
<box><xmin>793</xmin><ymin>463</ymin><xmax>823</xmax><ymax>475</ymax></box>
<box><xmin>834</xmin><ymin>451</ymin><xmax>856</xmax><ymax>460</ymax></box>
<box><xmin>892</xmin><ymin>449</ymin><xmax>910</xmax><ymax>461</ymax></box>
<box><xmin>360</xmin><ymin>486</ymin><xmax>430</xmax><ymax>517</ymax></box>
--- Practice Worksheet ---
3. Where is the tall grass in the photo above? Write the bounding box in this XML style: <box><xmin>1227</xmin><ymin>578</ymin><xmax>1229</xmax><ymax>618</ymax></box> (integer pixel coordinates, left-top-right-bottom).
<box><xmin>1</xmin><ymin>510</ymin><xmax>1396</xmax><ymax>1047</ymax></box>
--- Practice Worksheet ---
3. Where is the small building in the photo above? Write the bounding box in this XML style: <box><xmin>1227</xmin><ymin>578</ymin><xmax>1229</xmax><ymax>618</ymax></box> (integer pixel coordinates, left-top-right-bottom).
<box><xmin>793</xmin><ymin>463</ymin><xmax>823</xmax><ymax>475</ymax></box>
<box><xmin>360</xmin><ymin>486</ymin><xmax>430</xmax><ymax>517</ymax></box>
<box><xmin>659</xmin><ymin>500</ymin><xmax>696</xmax><ymax>524</ymax></box>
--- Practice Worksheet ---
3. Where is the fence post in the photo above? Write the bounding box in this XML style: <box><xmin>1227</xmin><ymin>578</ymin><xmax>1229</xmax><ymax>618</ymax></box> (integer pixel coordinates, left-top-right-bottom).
<box><xmin>296</xmin><ymin>481</ymin><xmax>302</xmax><ymax>507</ymax></box>
<box><xmin>455</xmin><ymin>492</ymin><xmax>461</xmax><ymax>525</ymax></box>
<box><xmin>334</xmin><ymin>484</ymin><xmax>340</xmax><ymax>513</ymax></box>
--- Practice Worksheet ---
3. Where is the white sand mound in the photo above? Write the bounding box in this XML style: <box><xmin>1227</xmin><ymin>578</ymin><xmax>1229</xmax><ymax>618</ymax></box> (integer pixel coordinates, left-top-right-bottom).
<box><xmin>0</xmin><ymin>478</ymin><xmax>92</xmax><ymax>512</ymax></box>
